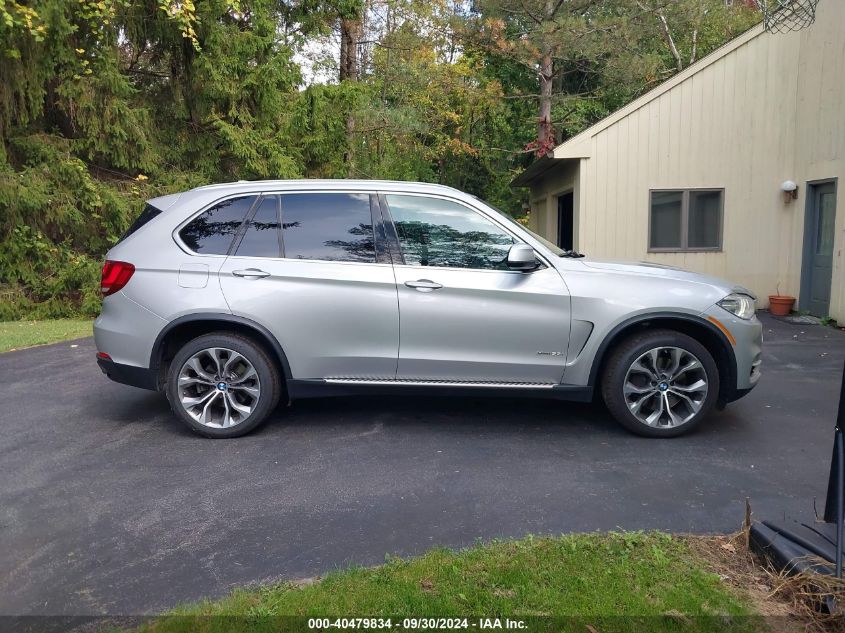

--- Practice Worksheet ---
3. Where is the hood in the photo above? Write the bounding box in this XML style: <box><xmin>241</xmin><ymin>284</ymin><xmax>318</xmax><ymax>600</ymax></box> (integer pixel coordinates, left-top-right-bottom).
<box><xmin>579</xmin><ymin>258</ymin><xmax>754</xmax><ymax>298</ymax></box>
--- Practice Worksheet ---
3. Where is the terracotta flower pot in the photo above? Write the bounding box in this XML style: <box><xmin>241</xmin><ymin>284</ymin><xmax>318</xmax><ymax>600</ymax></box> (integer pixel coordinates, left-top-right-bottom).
<box><xmin>768</xmin><ymin>295</ymin><xmax>796</xmax><ymax>316</ymax></box>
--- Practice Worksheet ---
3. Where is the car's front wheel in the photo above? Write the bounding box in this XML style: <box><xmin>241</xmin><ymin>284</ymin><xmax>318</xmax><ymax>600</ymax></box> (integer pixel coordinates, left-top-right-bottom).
<box><xmin>165</xmin><ymin>333</ymin><xmax>282</xmax><ymax>438</ymax></box>
<box><xmin>601</xmin><ymin>329</ymin><xmax>720</xmax><ymax>438</ymax></box>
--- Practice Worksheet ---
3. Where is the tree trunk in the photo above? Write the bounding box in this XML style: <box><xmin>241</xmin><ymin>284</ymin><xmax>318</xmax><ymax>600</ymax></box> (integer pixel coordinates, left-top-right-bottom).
<box><xmin>537</xmin><ymin>48</ymin><xmax>554</xmax><ymax>155</ymax></box>
<box><xmin>339</xmin><ymin>13</ymin><xmax>362</xmax><ymax>174</ymax></box>
<box><xmin>636</xmin><ymin>1</ymin><xmax>684</xmax><ymax>72</ymax></box>
<box><xmin>339</xmin><ymin>18</ymin><xmax>349</xmax><ymax>81</ymax></box>
<box><xmin>345</xmin><ymin>112</ymin><xmax>356</xmax><ymax>177</ymax></box>
<box><xmin>658</xmin><ymin>11</ymin><xmax>684</xmax><ymax>71</ymax></box>
<box><xmin>690</xmin><ymin>27</ymin><xmax>699</xmax><ymax>65</ymax></box>
<box><xmin>339</xmin><ymin>18</ymin><xmax>361</xmax><ymax>81</ymax></box>
<box><xmin>535</xmin><ymin>0</ymin><xmax>555</xmax><ymax>156</ymax></box>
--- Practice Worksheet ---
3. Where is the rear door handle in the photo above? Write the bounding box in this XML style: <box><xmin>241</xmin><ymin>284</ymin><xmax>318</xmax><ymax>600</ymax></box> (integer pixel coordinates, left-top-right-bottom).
<box><xmin>232</xmin><ymin>268</ymin><xmax>270</xmax><ymax>279</ymax></box>
<box><xmin>405</xmin><ymin>279</ymin><xmax>443</xmax><ymax>291</ymax></box>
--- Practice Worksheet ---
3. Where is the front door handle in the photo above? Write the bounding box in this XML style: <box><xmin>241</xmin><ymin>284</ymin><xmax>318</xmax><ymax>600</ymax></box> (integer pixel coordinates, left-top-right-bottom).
<box><xmin>405</xmin><ymin>279</ymin><xmax>443</xmax><ymax>292</ymax></box>
<box><xmin>232</xmin><ymin>268</ymin><xmax>270</xmax><ymax>279</ymax></box>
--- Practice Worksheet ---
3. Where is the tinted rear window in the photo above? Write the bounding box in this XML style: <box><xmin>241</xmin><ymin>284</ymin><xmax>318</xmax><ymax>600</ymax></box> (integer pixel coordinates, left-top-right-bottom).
<box><xmin>179</xmin><ymin>196</ymin><xmax>258</xmax><ymax>255</ymax></box>
<box><xmin>236</xmin><ymin>195</ymin><xmax>282</xmax><ymax>258</ymax></box>
<box><xmin>118</xmin><ymin>204</ymin><xmax>162</xmax><ymax>244</ymax></box>
<box><xmin>280</xmin><ymin>193</ymin><xmax>375</xmax><ymax>262</ymax></box>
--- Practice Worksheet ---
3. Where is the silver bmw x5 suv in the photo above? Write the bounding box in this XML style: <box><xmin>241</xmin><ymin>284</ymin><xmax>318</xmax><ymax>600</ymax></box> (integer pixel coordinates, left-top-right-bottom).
<box><xmin>94</xmin><ymin>180</ymin><xmax>762</xmax><ymax>438</ymax></box>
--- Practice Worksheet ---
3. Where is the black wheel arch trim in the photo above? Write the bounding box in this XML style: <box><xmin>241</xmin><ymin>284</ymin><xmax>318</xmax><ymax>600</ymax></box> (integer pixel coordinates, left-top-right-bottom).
<box><xmin>587</xmin><ymin>311</ymin><xmax>737</xmax><ymax>398</ymax></box>
<box><xmin>150</xmin><ymin>313</ymin><xmax>293</xmax><ymax>380</ymax></box>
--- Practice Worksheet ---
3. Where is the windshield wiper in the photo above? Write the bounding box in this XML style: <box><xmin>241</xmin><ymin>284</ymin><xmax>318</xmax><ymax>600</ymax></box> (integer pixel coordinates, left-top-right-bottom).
<box><xmin>560</xmin><ymin>249</ymin><xmax>585</xmax><ymax>258</ymax></box>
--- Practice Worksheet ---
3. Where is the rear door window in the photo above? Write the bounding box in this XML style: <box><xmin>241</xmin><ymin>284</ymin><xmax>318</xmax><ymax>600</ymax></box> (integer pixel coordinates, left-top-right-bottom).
<box><xmin>280</xmin><ymin>193</ymin><xmax>376</xmax><ymax>263</ymax></box>
<box><xmin>179</xmin><ymin>195</ymin><xmax>258</xmax><ymax>255</ymax></box>
<box><xmin>235</xmin><ymin>195</ymin><xmax>282</xmax><ymax>258</ymax></box>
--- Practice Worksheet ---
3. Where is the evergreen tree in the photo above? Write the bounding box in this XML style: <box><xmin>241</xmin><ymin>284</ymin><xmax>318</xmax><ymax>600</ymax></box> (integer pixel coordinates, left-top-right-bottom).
<box><xmin>0</xmin><ymin>0</ymin><xmax>760</xmax><ymax>318</ymax></box>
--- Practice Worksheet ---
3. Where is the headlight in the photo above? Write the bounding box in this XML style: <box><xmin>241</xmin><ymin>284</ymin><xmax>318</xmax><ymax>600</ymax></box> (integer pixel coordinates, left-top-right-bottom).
<box><xmin>717</xmin><ymin>293</ymin><xmax>756</xmax><ymax>320</ymax></box>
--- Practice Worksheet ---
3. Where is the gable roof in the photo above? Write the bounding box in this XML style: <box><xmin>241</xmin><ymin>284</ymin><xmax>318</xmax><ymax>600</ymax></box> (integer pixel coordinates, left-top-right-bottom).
<box><xmin>513</xmin><ymin>20</ymin><xmax>765</xmax><ymax>185</ymax></box>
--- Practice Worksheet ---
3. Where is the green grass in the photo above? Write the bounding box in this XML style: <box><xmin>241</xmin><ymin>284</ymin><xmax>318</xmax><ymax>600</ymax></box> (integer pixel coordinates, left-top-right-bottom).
<box><xmin>0</xmin><ymin>319</ymin><xmax>92</xmax><ymax>352</ymax></box>
<box><xmin>140</xmin><ymin>533</ymin><xmax>762</xmax><ymax>633</ymax></box>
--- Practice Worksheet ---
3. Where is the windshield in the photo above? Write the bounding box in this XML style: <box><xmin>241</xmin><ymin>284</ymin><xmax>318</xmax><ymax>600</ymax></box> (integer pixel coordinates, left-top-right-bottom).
<box><xmin>477</xmin><ymin>199</ymin><xmax>567</xmax><ymax>257</ymax></box>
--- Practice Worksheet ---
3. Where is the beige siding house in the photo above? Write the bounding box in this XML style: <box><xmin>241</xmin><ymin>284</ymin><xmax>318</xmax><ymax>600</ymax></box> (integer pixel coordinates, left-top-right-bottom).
<box><xmin>514</xmin><ymin>0</ymin><xmax>844</xmax><ymax>320</ymax></box>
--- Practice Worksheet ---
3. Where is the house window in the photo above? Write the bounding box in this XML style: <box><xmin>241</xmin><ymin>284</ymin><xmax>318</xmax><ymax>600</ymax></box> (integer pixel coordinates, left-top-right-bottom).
<box><xmin>649</xmin><ymin>189</ymin><xmax>723</xmax><ymax>252</ymax></box>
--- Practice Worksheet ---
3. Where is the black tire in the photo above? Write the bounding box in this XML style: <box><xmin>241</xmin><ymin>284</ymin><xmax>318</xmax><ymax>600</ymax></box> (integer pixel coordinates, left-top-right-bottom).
<box><xmin>165</xmin><ymin>332</ymin><xmax>282</xmax><ymax>438</ymax></box>
<box><xmin>600</xmin><ymin>329</ymin><xmax>720</xmax><ymax>438</ymax></box>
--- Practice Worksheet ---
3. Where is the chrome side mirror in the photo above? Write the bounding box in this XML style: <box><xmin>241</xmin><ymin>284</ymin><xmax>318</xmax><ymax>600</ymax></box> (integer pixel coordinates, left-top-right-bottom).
<box><xmin>506</xmin><ymin>243</ymin><xmax>539</xmax><ymax>271</ymax></box>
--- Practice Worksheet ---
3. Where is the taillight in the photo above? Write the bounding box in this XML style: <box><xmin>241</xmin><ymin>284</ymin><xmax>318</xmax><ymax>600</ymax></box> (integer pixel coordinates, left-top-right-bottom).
<box><xmin>101</xmin><ymin>260</ymin><xmax>135</xmax><ymax>296</ymax></box>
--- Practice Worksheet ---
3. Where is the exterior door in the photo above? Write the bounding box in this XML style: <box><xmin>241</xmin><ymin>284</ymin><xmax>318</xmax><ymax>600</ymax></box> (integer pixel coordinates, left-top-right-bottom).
<box><xmin>803</xmin><ymin>182</ymin><xmax>837</xmax><ymax>317</ymax></box>
<box><xmin>219</xmin><ymin>192</ymin><xmax>399</xmax><ymax>380</ymax></box>
<box><xmin>382</xmin><ymin>193</ymin><xmax>571</xmax><ymax>384</ymax></box>
<box><xmin>557</xmin><ymin>192</ymin><xmax>574</xmax><ymax>251</ymax></box>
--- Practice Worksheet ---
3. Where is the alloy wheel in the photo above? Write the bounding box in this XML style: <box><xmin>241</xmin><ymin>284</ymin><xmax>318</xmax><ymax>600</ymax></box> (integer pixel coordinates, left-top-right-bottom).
<box><xmin>177</xmin><ymin>347</ymin><xmax>261</xmax><ymax>429</ymax></box>
<box><xmin>622</xmin><ymin>346</ymin><xmax>708</xmax><ymax>428</ymax></box>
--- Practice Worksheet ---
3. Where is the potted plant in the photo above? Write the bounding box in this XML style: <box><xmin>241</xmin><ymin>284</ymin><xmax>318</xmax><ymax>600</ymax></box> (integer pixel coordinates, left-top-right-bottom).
<box><xmin>768</xmin><ymin>284</ymin><xmax>796</xmax><ymax>316</ymax></box>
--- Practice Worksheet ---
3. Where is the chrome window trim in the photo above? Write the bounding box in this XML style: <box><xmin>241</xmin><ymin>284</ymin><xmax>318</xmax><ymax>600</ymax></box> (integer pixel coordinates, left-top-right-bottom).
<box><xmin>223</xmin><ymin>254</ymin><xmax>395</xmax><ymax>268</ymax></box>
<box><xmin>173</xmin><ymin>189</ymin><xmax>383</xmax><ymax>265</ymax></box>
<box><xmin>174</xmin><ymin>188</ymin><xmax>553</xmax><ymax>270</ymax></box>
<box><xmin>390</xmin><ymin>263</ymin><xmax>548</xmax><ymax>275</ymax></box>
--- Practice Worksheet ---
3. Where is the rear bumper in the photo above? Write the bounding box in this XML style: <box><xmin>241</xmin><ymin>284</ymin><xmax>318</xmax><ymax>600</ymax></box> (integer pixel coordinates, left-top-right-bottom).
<box><xmin>97</xmin><ymin>357</ymin><xmax>159</xmax><ymax>391</ymax></box>
<box><xmin>93</xmin><ymin>292</ymin><xmax>167</xmax><ymax>368</ymax></box>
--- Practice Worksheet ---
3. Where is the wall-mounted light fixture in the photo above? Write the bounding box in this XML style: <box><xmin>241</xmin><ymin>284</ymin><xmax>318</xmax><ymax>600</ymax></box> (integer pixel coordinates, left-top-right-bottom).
<box><xmin>781</xmin><ymin>180</ymin><xmax>798</xmax><ymax>203</ymax></box>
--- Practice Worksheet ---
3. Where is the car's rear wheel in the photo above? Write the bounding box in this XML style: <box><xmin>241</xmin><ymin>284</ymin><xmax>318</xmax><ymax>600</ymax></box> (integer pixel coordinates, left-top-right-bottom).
<box><xmin>601</xmin><ymin>329</ymin><xmax>719</xmax><ymax>438</ymax></box>
<box><xmin>165</xmin><ymin>333</ymin><xmax>282</xmax><ymax>438</ymax></box>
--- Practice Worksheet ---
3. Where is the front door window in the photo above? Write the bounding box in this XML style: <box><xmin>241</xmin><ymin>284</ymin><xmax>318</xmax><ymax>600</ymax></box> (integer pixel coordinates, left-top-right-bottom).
<box><xmin>385</xmin><ymin>194</ymin><xmax>515</xmax><ymax>270</ymax></box>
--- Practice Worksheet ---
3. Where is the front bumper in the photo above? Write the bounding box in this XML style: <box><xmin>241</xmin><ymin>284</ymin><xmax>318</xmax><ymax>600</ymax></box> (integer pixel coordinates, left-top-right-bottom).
<box><xmin>725</xmin><ymin>386</ymin><xmax>755</xmax><ymax>404</ymax></box>
<box><xmin>703</xmin><ymin>306</ymin><xmax>763</xmax><ymax>399</ymax></box>
<box><xmin>97</xmin><ymin>356</ymin><xmax>159</xmax><ymax>391</ymax></box>
<box><xmin>727</xmin><ymin>313</ymin><xmax>763</xmax><ymax>391</ymax></box>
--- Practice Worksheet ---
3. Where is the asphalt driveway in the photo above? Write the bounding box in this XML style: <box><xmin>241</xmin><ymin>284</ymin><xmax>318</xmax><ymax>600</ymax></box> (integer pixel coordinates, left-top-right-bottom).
<box><xmin>1</xmin><ymin>312</ymin><xmax>843</xmax><ymax>616</ymax></box>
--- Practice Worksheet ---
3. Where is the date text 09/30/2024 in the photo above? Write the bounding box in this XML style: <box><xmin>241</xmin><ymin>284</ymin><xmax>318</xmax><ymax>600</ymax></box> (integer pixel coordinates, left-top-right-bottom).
<box><xmin>307</xmin><ymin>618</ymin><xmax>527</xmax><ymax>630</ymax></box>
